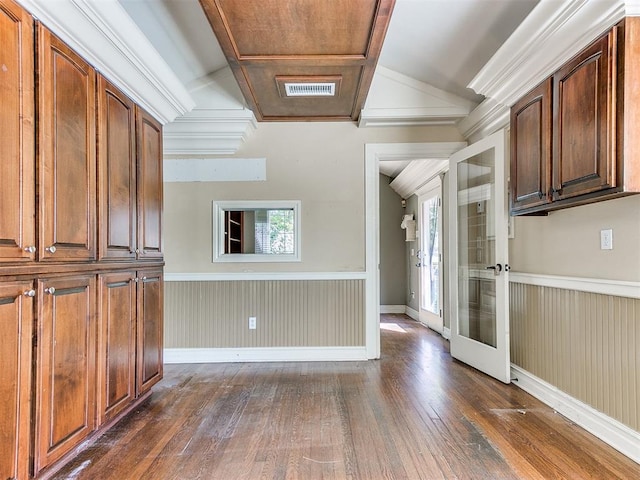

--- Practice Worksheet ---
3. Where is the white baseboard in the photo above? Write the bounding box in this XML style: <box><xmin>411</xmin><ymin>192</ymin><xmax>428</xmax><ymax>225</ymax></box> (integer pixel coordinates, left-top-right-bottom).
<box><xmin>511</xmin><ymin>365</ymin><xmax>640</xmax><ymax>464</ymax></box>
<box><xmin>164</xmin><ymin>346</ymin><xmax>368</xmax><ymax>364</ymax></box>
<box><xmin>405</xmin><ymin>306</ymin><xmax>419</xmax><ymax>320</ymax></box>
<box><xmin>380</xmin><ymin>305</ymin><xmax>406</xmax><ymax>314</ymax></box>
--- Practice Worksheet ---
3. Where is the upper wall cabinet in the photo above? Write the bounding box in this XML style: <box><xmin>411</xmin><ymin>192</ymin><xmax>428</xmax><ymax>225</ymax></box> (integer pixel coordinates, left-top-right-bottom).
<box><xmin>136</xmin><ymin>108</ymin><xmax>163</xmax><ymax>259</ymax></box>
<box><xmin>552</xmin><ymin>31</ymin><xmax>616</xmax><ymax>201</ymax></box>
<box><xmin>98</xmin><ymin>75</ymin><xmax>137</xmax><ymax>261</ymax></box>
<box><xmin>37</xmin><ymin>23</ymin><xmax>97</xmax><ymax>260</ymax></box>
<box><xmin>510</xmin><ymin>19</ymin><xmax>640</xmax><ymax>215</ymax></box>
<box><xmin>510</xmin><ymin>78</ymin><xmax>552</xmax><ymax>213</ymax></box>
<box><xmin>0</xmin><ymin>0</ymin><xmax>35</xmax><ymax>262</ymax></box>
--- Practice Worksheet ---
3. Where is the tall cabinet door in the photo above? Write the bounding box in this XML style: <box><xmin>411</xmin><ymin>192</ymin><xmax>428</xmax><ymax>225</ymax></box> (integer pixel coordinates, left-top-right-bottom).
<box><xmin>98</xmin><ymin>75</ymin><xmax>137</xmax><ymax>260</ymax></box>
<box><xmin>34</xmin><ymin>275</ymin><xmax>96</xmax><ymax>474</ymax></box>
<box><xmin>136</xmin><ymin>107</ymin><xmax>163</xmax><ymax>259</ymax></box>
<box><xmin>510</xmin><ymin>79</ymin><xmax>552</xmax><ymax>214</ymax></box>
<box><xmin>0</xmin><ymin>280</ymin><xmax>34</xmax><ymax>480</ymax></box>
<box><xmin>137</xmin><ymin>269</ymin><xmax>163</xmax><ymax>396</ymax></box>
<box><xmin>552</xmin><ymin>30</ymin><xmax>617</xmax><ymax>201</ymax></box>
<box><xmin>37</xmin><ymin>24</ymin><xmax>96</xmax><ymax>261</ymax></box>
<box><xmin>97</xmin><ymin>271</ymin><xmax>136</xmax><ymax>424</ymax></box>
<box><xmin>0</xmin><ymin>0</ymin><xmax>35</xmax><ymax>262</ymax></box>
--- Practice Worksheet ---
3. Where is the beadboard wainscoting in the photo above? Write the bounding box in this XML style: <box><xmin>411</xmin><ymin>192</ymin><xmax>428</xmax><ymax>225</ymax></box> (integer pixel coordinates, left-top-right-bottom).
<box><xmin>164</xmin><ymin>274</ymin><xmax>366</xmax><ymax>363</ymax></box>
<box><xmin>509</xmin><ymin>273</ymin><xmax>640</xmax><ymax>462</ymax></box>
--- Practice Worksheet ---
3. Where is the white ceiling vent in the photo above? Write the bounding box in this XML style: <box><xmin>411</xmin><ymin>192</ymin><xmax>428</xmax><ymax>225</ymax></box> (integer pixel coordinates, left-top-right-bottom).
<box><xmin>284</xmin><ymin>82</ymin><xmax>336</xmax><ymax>97</ymax></box>
<box><xmin>276</xmin><ymin>75</ymin><xmax>342</xmax><ymax>99</ymax></box>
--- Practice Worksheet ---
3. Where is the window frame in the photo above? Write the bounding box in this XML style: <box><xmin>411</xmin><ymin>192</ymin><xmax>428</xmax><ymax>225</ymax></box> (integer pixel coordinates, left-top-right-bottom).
<box><xmin>212</xmin><ymin>200</ymin><xmax>302</xmax><ymax>263</ymax></box>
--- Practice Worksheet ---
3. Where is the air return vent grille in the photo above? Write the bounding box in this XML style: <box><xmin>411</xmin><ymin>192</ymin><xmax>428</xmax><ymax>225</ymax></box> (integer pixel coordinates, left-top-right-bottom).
<box><xmin>284</xmin><ymin>82</ymin><xmax>336</xmax><ymax>97</ymax></box>
<box><xmin>276</xmin><ymin>75</ymin><xmax>342</xmax><ymax>99</ymax></box>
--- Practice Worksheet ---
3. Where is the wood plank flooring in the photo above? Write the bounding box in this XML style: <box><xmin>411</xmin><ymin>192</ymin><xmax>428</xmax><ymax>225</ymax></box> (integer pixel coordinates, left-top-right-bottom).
<box><xmin>52</xmin><ymin>314</ymin><xmax>640</xmax><ymax>479</ymax></box>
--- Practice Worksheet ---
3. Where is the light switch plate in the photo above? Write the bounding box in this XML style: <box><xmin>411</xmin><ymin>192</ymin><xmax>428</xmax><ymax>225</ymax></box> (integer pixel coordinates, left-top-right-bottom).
<box><xmin>600</xmin><ymin>229</ymin><xmax>613</xmax><ymax>250</ymax></box>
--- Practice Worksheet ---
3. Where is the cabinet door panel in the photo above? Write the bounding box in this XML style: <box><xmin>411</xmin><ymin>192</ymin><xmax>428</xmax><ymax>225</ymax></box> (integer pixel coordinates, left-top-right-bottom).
<box><xmin>510</xmin><ymin>79</ymin><xmax>552</xmax><ymax>214</ymax></box>
<box><xmin>37</xmin><ymin>24</ymin><xmax>96</xmax><ymax>261</ymax></box>
<box><xmin>136</xmin><ymin>108</ymin><xmax>163</xmax><ymax>259</ymax></box>
<box><xmin>137</xmin><ymin>270</ymin><xmax>163</xmax><ymax>395</ymax></box>
<box><xmin>552</xmin><ymin>31</ymin><xmax>616</xmax><ymax>200</ymax></box>
<box><xmin>98</xmin><ymin>75</ymin><xmax>137</xmax><ymax>260</ymax></box>
<box><xmin>0</xmin><ymin>280</ymin><xmax>33</xmax><ymax>480</ymax></box>
<box><xmin>0</xmin><ymin>0</ymin><xmax>35</xmax><ymax>262</ymax></box>
<box><xmin>34</xmin><ymin>275</ymin><xmax>96</xmax><ymax>474</ymax></box>
<box><xmin>98</xmin><ymin>272</ymin><xmax>136</xmax><ymax>424</ymax></box>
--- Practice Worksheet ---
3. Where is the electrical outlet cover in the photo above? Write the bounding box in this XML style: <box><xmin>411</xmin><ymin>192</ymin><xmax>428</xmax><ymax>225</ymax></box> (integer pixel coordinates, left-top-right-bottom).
<box><xmin>600</xmin><ymin>229</ymin><xmax>613</xmax><ymax>250</ymax></box>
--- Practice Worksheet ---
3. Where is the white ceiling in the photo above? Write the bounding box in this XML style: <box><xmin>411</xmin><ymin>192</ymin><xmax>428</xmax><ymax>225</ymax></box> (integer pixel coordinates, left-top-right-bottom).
<box><xmin>379</xmin><ymin>0</ymin><xmax>539</xmax><ymax>104</ymax></box>
<box><xmin>120</xmin><ymin>0</ymin><xmax>538</xmax><ymax>101</ymax></box>
<box><xmin>119</xmin><ymin>0</ymin><xmax>539</xmax><ymax>179</ymax></box>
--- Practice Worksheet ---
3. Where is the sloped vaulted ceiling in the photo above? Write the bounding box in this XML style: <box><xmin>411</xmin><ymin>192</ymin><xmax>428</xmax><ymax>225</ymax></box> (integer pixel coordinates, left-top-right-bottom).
<box><xmin>198</xmin><ymin>0</ymin><xmax>396</xmax><ymax>122</ymax></box>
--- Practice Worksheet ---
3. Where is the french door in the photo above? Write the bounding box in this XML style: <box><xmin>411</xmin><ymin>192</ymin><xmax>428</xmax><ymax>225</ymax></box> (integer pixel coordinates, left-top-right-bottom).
<box><xmin>449</xmin><ymin>129</ymin><xmax>510</xmax><ymax>383</ymax></box>
<box><xmin>418</xmin><ymin>181</ymin><xmax>443</xmax><ymax>333</ymax></box>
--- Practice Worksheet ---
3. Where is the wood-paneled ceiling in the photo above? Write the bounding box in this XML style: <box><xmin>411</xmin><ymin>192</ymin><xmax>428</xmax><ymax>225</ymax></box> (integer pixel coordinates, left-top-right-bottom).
<box><xmin>198</xmin><ymin>0</ymin><xmax>396</xmax><ymax>122</ymax></box>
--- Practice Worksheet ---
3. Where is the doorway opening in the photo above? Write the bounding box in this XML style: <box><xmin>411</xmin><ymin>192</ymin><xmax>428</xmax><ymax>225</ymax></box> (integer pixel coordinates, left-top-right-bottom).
<box><xmin>364</xmin><ymin>142</ymin><xmax>465</xmax><ymax>359</ymax></box>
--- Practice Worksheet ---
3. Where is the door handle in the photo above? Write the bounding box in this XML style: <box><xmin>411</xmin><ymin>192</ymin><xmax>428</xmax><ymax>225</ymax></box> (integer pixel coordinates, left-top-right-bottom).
<box><xmin>485</xmin><ymin>264</ymin><xmax>503</xmax><ymax>276</ymax></box>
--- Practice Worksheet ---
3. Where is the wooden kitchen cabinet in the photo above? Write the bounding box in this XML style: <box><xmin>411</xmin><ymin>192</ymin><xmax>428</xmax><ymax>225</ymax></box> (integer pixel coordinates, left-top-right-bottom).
<box><xmin>37</xmin><ymin>23</ymin><xmax>96</xmax><ymax>261</ymax></box>
<box><xmin>97</xmin><ymin>271</ymin><xmax>137</xmax><ymax>425</ymax></box>
<box><xmin>510</xmin><ymin>19</ymin><xmax>640</xmax><ymax>215</ymax></box>
<box><xmin>136</xmin><ymin>109</ymin><xmax>164</xmax><ymax>260</ymax></box>
<box><xmin>33</xmin><ymin>275</ymin><xmax>96</xmax><ymax>474</ymax></box>
<box><xmin>552</xmin><ymin>30</ymin><xmax>616</xmax><ymax>201</ymax></box>
<box><xmin>98</xmin><ymin>75</ymin><xmax>137</xmax><ymax>261</ymax></box>
<box><xmin>1</xmin><ymin>3</ymin><xmax>164</xmax><ymax>478</ymax></box>
<box><xmin>136</xmin><ymin>269</ymin><xmax>164</xmax><ymax>396</ymax></box>
<box><xmin>0</xmin><ymin>0</ymin><xmax>35</xmax><ymax>262</ymax></box>
<box><xmin>510</xmin><ymin>78</ymin><xmax>552</xmax><ymax>214</ymax></box>
<box><xmin>0</xmin><ymin>280</ymin><xmax>34</xmax><ymax>480</ymax></box>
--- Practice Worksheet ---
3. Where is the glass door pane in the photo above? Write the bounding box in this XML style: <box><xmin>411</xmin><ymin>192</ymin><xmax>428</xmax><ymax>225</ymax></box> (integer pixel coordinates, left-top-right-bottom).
<box><xmin>449</xmin><ymin>129</ymin><xmax>510</xmax><ymax>383</ymax></box>
<box><xmin>421</xmin><ymin>196</ymin><xmax>440</xmax><ymax>315</ymax></box>
<box><xmin>457</xmin><ymin>150</ymin><xmax>496</xmax><ymax>347</ymax></box>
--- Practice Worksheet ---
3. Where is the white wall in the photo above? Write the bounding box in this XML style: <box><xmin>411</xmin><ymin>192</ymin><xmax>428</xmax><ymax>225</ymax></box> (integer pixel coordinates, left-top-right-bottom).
<box><xmin>164</xmin><ymin>122</ymin><xmax>464</xmax><ymax>274</ymax></box>
<box><xmin>510</xmin><ymin>195</ymin><xmax>640</xmax><ymax>282</ymax></box>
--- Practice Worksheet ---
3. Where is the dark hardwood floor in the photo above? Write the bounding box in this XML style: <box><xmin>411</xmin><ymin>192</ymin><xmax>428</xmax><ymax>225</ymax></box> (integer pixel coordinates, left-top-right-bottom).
<box><xmin>53</xmin><ymin>314</ymin><xmax>640</xmax><ymax>479</ymax></box>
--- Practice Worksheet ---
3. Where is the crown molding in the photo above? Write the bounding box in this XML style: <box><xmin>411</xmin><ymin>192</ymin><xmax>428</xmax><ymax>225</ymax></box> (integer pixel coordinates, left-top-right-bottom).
<box><xmin>360</xmin><ymin>66</ymin><xmax>476</xmax><ymax>127</ymax></box>
<box><xmin>457</xmin><ymin>98</ymin><xmax>510</xmax><ymax>143</ymax></box>
<box><xmin>469</xmin><ymin>0</ymin><xmax>639</xmax><ymax>107</ymax></box>
<box><xmin>389</xmin><ymin>159</ymin><xmax>449</xmax><ymax>199</ymax></box>
<box><xmin>163</xmin><ymin>108</ymin><xmax>257</xmax><ymax>156</ymax></box>
<box><xmin>18</xmin><ymin>0</ymin><xmax>194</xmax><ymax>124</ymax></box>
<box><xmin>381</xmin><ymin>142</ymin><xmax>467</xmax><ymax>198</ymax></box>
